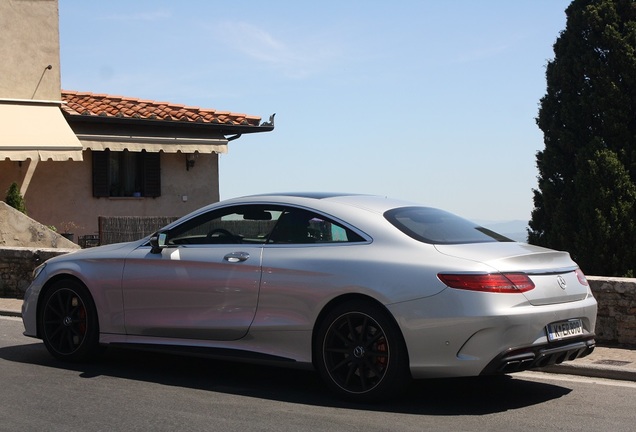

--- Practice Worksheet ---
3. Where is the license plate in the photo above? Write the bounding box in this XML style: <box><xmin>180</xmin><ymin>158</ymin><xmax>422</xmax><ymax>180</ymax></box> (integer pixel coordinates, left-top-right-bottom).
<box><xmin>547</xmin><ymin>319</ymin><xmax>584</xmax><ymax>342</ymax></box>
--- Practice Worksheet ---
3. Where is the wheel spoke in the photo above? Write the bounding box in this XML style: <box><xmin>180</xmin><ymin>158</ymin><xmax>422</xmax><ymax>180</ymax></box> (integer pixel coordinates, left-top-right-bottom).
<box><xmin>344</xmin><ymin>362</ymin><xmax>358</xmax><ymax>387</ymax></box>
<box><xmin>357</xmin><ymin>316</ymin><xmax>369</xmax><ymax>344</ymax></box>
<box><xmin>51</xmin><ymin>328</ymin><xmax>66</xmax><ymax>350</ymax></box>
<box><xmin>65</xmin><ymin>329</ymin><xmax>75</xmax><ymax>349</ymax></box>
<box><xmin>363</xmin><ymin>357</ymin><xmax>383</xmax><ymax>379</ymax></box>
<box><xmin>332</xmin><ymin>325</ymin><xmax>352</xmax><ymax>346</ymax></box>
<box><xmin>54</xmin><ymin>293</ymin><xmax>63</xmax><ymax>312</ymax></box>
<box><xmin>46</xmin><ymin>303</ymin><xmax>63</xmax><ymax>319</ymax></box>
<box><xmin>358</xmin><ymin>363</ymin><xmax>369</xmax><ymax>390</ymax></box>
<box><xmin>324</xmin><ymin>346</ymin><xmax>349</xmax><ymax>354</ymax></box>
<box><xmin>363</xmin><ymin>329</ymin><xmax>383</xmax><ymax>348</ymax></box>
<box><xmin>47</xmin><ymin>323</ymin><xmax>64</xmax><ymax>340</ymax></box>
<box><xmin>346</xmin><ymin>315</ymin><xmax>356</xmax><ymax>342</ymax></box>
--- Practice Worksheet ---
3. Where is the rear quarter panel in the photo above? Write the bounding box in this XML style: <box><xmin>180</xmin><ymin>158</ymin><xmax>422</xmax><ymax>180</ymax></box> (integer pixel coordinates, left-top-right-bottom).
<box><xmin>253</xmin><ymin>240</ymin><xmax>479</xmax><ymax>332</ymax></box>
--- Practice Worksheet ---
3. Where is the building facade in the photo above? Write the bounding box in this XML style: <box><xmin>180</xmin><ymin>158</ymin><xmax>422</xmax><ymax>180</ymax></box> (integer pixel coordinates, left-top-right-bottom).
<box><xmin>0</xmin><ymin>0</ymin><xmax>273</xmax><ymax>240</ymax></box>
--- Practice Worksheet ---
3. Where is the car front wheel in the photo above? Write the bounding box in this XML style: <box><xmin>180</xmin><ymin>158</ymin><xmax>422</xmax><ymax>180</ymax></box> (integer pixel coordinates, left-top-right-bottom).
<box><xmin>315</xmin><ymin>299</ymin><xmax>410</xmax><ymax>401</ymax></box>
<box><xmin>39</xmin><ymin>279</ymin><xmax>100</xmax><ymax>361</ymax></box>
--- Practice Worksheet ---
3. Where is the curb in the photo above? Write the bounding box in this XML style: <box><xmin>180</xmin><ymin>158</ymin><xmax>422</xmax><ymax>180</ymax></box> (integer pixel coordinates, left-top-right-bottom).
<box><xmin>0</xmin><ymin>309</ymin><xmax>21</xmax><ymax>318</ymax></box>
<box><xmin>539</xmin><ymin>362</ymin><xmax>636</xmax><ymax>382</ymax></box>
<box><xmin>0</xmin><ymin>298</ymin><xmax>22</xmax><ymax>318</ymax></box>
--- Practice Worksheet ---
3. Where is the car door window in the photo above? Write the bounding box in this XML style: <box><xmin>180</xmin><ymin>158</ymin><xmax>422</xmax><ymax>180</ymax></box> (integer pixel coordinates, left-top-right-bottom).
<box><xmin>268</xmin><ymin>208</ymin><xmax>365</xmax><ymax>244</ymax></box>
<box><xmin>167</xmin><ymin>205</ymin><xmax>283</xmax><ymax>245</ymax></box>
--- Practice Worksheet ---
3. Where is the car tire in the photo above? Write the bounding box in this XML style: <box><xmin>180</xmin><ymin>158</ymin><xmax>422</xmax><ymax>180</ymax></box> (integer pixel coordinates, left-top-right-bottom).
<box><xmin>315</xmin><ymin>299</ymin><xmax>411</xmax><ymax>401</ymax></box>
<box><xmin>39</xmin><ymin>279</ymin><xmax>101</xmax><ymax>362</ymax></box>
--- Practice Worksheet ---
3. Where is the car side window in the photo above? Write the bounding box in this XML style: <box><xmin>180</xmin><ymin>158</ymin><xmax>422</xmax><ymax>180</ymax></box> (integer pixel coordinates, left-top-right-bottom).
<box><xmin>268</xmin><ymin>208</ymin><xmax>365</xmax><ymax>244</ymax></box>
<box><xmin>167</xmin><ymin>205</ymin><xmax>282</xmax><ymax>245</ymax></box>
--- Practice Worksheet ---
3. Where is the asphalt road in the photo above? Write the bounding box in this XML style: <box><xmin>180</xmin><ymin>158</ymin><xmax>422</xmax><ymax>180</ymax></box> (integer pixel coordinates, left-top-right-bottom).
<box><xmin>1</xmin><ymin>316</ymin><xmax>635</xmax><ymax>432</ymax></box>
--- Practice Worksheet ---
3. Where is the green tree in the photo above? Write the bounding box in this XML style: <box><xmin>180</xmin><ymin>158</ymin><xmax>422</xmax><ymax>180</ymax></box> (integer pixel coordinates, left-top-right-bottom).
<box><xmin>529</xmin><ymin>0</ymin><xmax>636</xmax><ymax>276</ymax></box>
<box><xmin>5</xmin><ymin>182</ymin><xmax>27</xmax><ymax>215</ymax></box>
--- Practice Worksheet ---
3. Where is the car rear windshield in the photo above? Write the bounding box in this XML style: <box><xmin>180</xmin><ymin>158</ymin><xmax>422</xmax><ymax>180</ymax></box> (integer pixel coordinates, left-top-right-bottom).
<box><xmin>384</xmin><ymin>207</ymin><xmax>513</xmax><ymax>244</ymax></box>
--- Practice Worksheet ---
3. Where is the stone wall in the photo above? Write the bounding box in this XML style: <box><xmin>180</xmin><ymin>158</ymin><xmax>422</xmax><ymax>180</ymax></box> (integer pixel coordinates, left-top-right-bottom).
<box><xmin>1</xmin><ymin>249</ymin><xmax>634</xmax><ymax>347</ymax></box>
<box><xmin>0</xmin><ymin>247</ymin><xmax>75</xmax><ymax>298</ymax></box>
<box><xmin>588</xmin><ymin>276</ymin><xmax>636</xmax><ymax>348</ymax></box>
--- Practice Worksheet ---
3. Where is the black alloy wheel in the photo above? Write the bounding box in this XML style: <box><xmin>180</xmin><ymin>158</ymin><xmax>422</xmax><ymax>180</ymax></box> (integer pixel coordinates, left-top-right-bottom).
<box><xmin>40</xmin><ymin>280</ymin><xmax>100</xmax><ymax>361</ymax></box>
<box><xmin>315</xmin><ymin>300</ymin><xmax>410</xmax><ymax>401</ymax></box>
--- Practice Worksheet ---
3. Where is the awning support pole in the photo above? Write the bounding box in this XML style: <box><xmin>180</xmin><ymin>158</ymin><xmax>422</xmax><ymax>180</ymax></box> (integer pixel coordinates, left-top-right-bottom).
<box><xmin>20</xmin><ymin>158</ymin><xmax>39</xmax><ymax>196</ymax></box>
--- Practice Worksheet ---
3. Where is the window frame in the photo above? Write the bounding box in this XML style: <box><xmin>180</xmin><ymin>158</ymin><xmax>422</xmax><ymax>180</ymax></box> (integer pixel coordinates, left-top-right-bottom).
<box><xmin>92</xmin><ymin>149</ymin><xmax>161</xmax><ymax>198</ymax></box>
<box><xmin>384</xmin><ymin>206</ymin><xmax>513</xmax><ymax>245</ymax></box>
<box><xmin>159</xmin><ymin>204</ymin><xmax>370</xmax><ymax>247</ymax></box>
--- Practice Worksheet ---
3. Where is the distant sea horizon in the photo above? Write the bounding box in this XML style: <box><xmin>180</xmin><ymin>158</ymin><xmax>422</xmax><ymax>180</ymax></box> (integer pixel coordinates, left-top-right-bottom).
<box><xmin>476</xmin><ymin>220</ymin><xmax>529</xmax><ymax>243</ymax></box>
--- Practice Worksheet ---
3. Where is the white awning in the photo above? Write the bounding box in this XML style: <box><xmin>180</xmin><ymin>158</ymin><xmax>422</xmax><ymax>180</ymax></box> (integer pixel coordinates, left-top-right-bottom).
<box><xmin>79</xmin><ymin>135</ymin><xmax>229</xmax><ymax>154</ymax></box>
<box><xmin>0</xmin><ymin>99</ymin><xmax>83</xmax><ymax>161</ymax></box>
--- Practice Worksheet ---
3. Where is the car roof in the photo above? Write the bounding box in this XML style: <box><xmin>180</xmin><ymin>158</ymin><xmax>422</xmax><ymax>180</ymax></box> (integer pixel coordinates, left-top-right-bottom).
<box><xmin>229</xmin><ymin>192</ymin><xmax>419</xmax><ymax>214</ymax></box>
<box><xmin>244</xmin><ymin>192</ymin><xmax>364</xmax><ymax>200</ymax></box>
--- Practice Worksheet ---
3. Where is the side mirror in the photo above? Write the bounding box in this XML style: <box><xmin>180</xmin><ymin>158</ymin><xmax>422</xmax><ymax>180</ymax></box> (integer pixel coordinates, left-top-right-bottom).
<box><xmin>149</xmin><ymin>232</ymin><xmax>168</xmax><ymax>254</ymax></box>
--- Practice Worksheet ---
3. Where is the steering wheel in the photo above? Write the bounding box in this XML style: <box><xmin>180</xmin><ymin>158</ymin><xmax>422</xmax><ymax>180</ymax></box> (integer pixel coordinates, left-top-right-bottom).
<box><xmin>206</xmin><ymin>228</ymin><xmax>236</xmax><ymax>243</ymax></box>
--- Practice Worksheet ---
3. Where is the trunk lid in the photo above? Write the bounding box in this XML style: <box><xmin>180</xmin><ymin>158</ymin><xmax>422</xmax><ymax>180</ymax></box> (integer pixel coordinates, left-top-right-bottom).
<box><xmin>435</xmin><ymin>242</ymin><xmax>590</xmax><ymax>305</ymax></box>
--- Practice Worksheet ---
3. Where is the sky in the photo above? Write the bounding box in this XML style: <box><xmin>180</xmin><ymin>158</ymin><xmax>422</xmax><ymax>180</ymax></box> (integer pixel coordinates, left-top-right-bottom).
<box><xmin>58</xmin><ymin>0</ymin><xmax>572</xmax><ymax>223</ymax></box>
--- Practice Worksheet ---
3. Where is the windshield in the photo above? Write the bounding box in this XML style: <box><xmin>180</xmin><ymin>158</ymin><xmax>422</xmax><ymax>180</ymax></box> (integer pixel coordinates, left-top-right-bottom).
<box><xmin>384</xmin><ymin>207</ymin><xmax>513</xmax><ymax>244</ymax></box>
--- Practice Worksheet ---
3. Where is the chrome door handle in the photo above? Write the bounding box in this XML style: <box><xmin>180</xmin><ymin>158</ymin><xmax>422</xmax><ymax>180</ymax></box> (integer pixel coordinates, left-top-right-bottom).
<box><xmin>224</xmin><ymin>252</ymin><xmax>250</xmax><ymax>262</ymax></box>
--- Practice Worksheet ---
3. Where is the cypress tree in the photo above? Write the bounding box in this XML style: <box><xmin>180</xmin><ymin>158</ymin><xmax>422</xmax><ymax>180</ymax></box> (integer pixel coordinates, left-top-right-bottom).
<box><xmin>529</xmin><ymin>0</ymin><xmax>636</xmax><ymax>277</ymax></box>
<box><xmin>5</xmin><ymin>182</ymin><xmax>27</xmax><ymax>215</ymax></box>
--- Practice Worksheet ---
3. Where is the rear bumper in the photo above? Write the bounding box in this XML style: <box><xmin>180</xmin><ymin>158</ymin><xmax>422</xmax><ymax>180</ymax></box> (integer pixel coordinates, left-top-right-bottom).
<box><xmin>388</xmin><ymin>288</ymin><xmax>597</xmax><ymax>379</ymax></box>
<box><xmin>480</xmin><ymin>336</ymin><xmax>596</xmax><ymax>375</ymax></box>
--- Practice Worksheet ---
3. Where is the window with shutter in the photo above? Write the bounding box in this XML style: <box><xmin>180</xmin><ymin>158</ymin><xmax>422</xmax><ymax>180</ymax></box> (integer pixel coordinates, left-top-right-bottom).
<box><xmin>92</xmin><ymin>150</ymin><xmax>161</xmax><ymax>198</ymax></box>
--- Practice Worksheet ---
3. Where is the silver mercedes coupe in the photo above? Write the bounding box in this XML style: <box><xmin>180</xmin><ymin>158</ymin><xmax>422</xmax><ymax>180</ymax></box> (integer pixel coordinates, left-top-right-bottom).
<box><xmin>22</xmin><ymin>193</ymin><xmax>597</xmax><ymax>401</ymax></box>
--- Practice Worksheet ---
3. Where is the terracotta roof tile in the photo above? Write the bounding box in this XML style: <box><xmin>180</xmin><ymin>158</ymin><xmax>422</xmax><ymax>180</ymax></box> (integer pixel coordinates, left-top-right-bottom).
<box><xmin>61</xmin><ymin>90</ymin><xmax>262</xmax><ymax>126</ymax></box>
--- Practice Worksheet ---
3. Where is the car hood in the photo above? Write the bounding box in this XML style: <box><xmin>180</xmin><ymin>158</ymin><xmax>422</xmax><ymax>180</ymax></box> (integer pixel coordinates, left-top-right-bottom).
<box><xmin>435</xmin><ymin>242</ymin><xmax>590</xmax><ymax>305</ymax></box>
<box><xmin>48</xmin><ymin>240</ymin><xmax>142</xmax><ymax>263</ymax></box>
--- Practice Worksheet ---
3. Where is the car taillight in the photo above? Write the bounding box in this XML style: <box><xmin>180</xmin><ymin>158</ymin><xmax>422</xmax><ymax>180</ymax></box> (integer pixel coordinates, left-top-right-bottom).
<box><xmin>575</xmin><ymin>268</ymin><xmax>589</xmax><ymax>286</ymax></box>
<box><xmin>437</xmin><ymin>273</ymin><xmax>535</xmax><ymax>293</ymax></box>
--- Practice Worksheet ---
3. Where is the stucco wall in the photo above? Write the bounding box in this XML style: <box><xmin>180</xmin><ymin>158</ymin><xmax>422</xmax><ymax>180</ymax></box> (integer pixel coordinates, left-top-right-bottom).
<box><xmin>0</xmin><ymin>150</ymin><xmax>220</xmax><ymax>237</ymax></box>
<box><xmin>0</xmin><ymin>201</ymin><xmax>79</xmax><ymax>248</ymax></box>
<box><xmin>0</xmin><ymin>0</ymin><xmax>61</xmax><ymax>100</ymax></box>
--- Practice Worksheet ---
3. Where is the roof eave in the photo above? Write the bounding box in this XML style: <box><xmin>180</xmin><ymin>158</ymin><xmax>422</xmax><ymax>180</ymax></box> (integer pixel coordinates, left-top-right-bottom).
<box><xmin>62</xmin><ymin>112</ymin><xmax>275</xmax><ymax>135</ymax></box>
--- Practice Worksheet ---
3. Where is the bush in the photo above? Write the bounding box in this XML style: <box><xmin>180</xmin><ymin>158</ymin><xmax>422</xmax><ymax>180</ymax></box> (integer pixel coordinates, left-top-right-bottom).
<box><xmin>5</xmin><ymin>182</ymin><xmax>27</xmax><ymax>214</ymax></box>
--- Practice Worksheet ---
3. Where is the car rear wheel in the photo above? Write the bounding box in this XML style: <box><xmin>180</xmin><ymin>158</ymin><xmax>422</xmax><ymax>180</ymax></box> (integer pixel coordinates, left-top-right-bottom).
<box><xmin>315</xmin><ymin>299</ymin><xmax>410</xmax><ymax>401</ymax></box>
<box><xmin>39</xmin><ymin>279</ymin><xmax>100</xmax><ymax>361</ymax></box>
